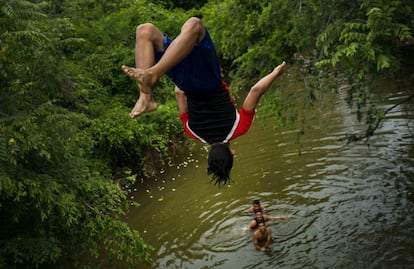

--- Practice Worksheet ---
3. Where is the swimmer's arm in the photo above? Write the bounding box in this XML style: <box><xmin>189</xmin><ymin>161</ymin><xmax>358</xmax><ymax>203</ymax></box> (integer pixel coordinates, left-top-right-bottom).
<box><xmin>263</xmin><ymin>229</ymin><xmax>272</xmax><ymax>249</ymax></box>
<box><xmin>253</xmin><ymin>233</ymin><xmax>262</xmax><ymax>251</ymax></box>
<box><xmin>248</xmin><ymin>220</ymin><xmax>256</xmax><ymax>229</ymax></box>
<box><xmin>271</xmin><ymin>215</ymin><xmax>288</xmax><ymax>220</ymax></box>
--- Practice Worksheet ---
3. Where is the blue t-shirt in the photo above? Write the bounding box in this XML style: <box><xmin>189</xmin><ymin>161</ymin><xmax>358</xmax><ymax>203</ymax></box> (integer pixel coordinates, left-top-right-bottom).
<box><xmin>154</xmin><ymin>30</ymin><xmax>222</xmax><ymax>93</ymax></box>
<box><xmin>155</xmin><ymin>29</ymin><xmax>237</xmax><ymax>144</ymax></box>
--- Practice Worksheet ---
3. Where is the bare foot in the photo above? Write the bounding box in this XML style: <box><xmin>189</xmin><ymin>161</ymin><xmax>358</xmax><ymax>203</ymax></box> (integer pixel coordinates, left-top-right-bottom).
<box><xmin>130</xmin><ymin>92</ymin><xmax>158</xmax><ymax>118</ymax></box>
<box><xmin>122</xmin><ymin>65</ymin><xmax>157</xmax><ymax>94</ymax></box>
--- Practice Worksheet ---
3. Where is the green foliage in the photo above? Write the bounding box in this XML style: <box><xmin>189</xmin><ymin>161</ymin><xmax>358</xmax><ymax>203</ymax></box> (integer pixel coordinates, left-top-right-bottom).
<box><xmin>201</xmin><ymin>0</ymin><xmax>293</xmax><ymax>76</ymax></box>
<box><xmin>0</xmin><ymin>0</ymin><xmax>189</xmax><ymax>268</ymax></box>
<box><xmin>316</xmin><ymin>0</ymin><xmax>413</xmax><ymax>75</ymax></box>
<box><xmin>0</xmin><ymin>103</ymin><xmax>152</xmax><ymax>268</ymax></box>
<box><xmin>200</xmin><ymin>0</ymin><xmax>342</xmax><ymax>76</ymax></box>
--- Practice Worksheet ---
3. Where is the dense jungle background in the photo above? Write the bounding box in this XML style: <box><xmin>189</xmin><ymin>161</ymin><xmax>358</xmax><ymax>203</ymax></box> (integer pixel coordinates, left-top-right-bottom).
<box><xmin>1</xmin><ymin>0</ymin><xmax>413</xmax><ymax>268</ymax></box>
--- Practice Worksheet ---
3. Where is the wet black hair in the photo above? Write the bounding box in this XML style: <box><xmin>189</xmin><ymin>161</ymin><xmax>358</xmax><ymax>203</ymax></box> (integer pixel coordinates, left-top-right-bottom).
<box><xmin>253</xmin><ymin>199</ymin><xmax>261</xmax><ymax>205</ymax></box>
<box><xmin>207</xmin><ymin>143</ymin><xmax>233</xmax><ymax>185</ymax></box>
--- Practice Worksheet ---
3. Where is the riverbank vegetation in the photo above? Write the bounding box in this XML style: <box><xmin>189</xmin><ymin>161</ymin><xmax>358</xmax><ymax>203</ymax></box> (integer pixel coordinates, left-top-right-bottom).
<box><xmin>1</xmin><ymin>0</ymin><xmax>412</xmax><ymax>268</ymax></box>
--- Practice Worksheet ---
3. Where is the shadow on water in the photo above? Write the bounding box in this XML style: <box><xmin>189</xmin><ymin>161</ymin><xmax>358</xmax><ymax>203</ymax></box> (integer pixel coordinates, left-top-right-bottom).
<box><xmin>125</xmin><ymin>76</ymin><xmax>414</xmax><ymax>269</ymax></box>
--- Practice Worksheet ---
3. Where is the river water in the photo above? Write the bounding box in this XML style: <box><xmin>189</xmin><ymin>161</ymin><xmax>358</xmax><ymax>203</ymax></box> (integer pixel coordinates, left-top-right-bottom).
<box><xmin>126</xmin><ymin>73</ymin><xmax>414</xmax><ymax>269</ymax></box>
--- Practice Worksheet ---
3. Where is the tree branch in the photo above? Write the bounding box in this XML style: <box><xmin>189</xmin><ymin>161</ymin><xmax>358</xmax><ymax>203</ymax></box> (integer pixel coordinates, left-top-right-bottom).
<box><xmin>345</xmin><ymin>93</ymin><xmax>414</xmax><ymax>144</ymax></box>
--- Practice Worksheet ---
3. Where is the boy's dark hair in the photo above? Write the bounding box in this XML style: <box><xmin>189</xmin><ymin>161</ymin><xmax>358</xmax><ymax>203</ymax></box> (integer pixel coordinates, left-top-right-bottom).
<box><xmin>207</xmin><ymin>143</ymin><xmax>233</xmax><ymax>185</ymax></box>
<box><xmin>253</xmin><ymin>199</ymin><xmax>261</xmax><ymax>205</ymax></box>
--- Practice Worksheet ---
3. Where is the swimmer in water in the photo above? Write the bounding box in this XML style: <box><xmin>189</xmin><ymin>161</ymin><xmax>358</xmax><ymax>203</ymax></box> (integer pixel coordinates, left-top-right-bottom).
<box><xmin>248</xmin><ymin>199</ymin><xmax>266</xmax><ymax>213</ymax></box>
<box><xmin>248</xmin><ymin>211</ymin><xmax>288</xmax><ymax>229</ymax></box>
<box><xmin>253</xmin><ymin>222</ymin><xmax>272</xmax><ymax>252</ymax></box>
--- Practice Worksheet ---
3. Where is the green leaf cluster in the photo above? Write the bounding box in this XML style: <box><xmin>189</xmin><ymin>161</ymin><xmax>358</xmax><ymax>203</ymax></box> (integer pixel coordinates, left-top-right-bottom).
<box><xmin>316</xmin><ymin>0</ymin><xmax>413</xmax><ymax>75</ymax></box>
<box><xmin>0</xmin><ymin>0</ymin><xmax>189</xmax><ymax>268</ymax></box>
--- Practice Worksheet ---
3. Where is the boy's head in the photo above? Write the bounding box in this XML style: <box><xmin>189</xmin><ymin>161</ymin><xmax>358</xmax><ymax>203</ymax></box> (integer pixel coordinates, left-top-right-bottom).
<box><xmin>207</xmin><ymin>143</ymin><xmax>233</xmax><ymax>185</ymax></box>
<box><xmin>257</xmin><ymin>221</ymin><xmax>267</xmax><ymax>231</ymax></box>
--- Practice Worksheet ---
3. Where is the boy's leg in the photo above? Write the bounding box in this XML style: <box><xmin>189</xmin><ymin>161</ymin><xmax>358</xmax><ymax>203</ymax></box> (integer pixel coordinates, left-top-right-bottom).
<box><xmin>242</xmin><ymin>61</ymin><xmax>286</xmax><ymax>112</ymax></box>
<box><xmin>122</xmin><ymin>17</ymin><xmax>206</xmax><ymax>118</ymax></box>
<box><xmin>123</xmin><ymin>23</ymin><xmax>164</xmax><ymax>118</ymax></box>
<box><xmin>151</xmin><ymin>17</ymin><xmax>206</xmax><ymax>78</ymax></box>
<box><xmin>122</xmin><ymin>17</ymin><xmax>206</xmax><ymax>94</ymax></box>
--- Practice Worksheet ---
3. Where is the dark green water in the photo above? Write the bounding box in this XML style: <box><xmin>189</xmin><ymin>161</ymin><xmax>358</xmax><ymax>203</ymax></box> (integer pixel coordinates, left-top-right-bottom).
<box><xmin>126</xmin><ymin>77</ymin><xmax>414</xmax><ymax>268</ymax></box>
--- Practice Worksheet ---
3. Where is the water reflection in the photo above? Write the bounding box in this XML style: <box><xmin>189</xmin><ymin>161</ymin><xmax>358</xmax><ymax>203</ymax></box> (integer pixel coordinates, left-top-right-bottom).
<box><xmin>126</xmin><ymin>88</ymin><xmax>414</xmax><ymax>268</ymax></box>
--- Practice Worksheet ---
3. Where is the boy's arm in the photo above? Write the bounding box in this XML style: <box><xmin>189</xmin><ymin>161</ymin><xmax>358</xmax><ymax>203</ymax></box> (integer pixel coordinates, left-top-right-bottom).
<box><xmin>242</xmin><ymin>61</ymin><xmax>286</xmax><ymax>112</ymax></box>
<box><xmin>175</xmin><ymin>86</ymin><xmax>188</xmax><ymax>114</ymax></box>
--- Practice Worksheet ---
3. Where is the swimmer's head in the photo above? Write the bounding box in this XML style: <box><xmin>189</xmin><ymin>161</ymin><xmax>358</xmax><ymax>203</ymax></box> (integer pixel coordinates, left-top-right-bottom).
<box><xmin>258</xmin><ymin>222</ymin><xmax>266</xmax><ymax>231</ymax></box>
<box><xmin>252</xmin><ymin>200</ymin><xmax>263</xmax><ymax>212</ymax></box>
<box><xmin>255</xmin><ymin>211</ymin><xmax>264</xmax><ymax>219</ymax></box>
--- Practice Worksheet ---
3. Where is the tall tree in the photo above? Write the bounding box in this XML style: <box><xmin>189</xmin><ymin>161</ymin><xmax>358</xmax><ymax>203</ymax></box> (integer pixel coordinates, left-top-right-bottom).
<box><xmin>0</xmin><ymin>0</ymin><xmax>153</xmax><ymax>268</ymax></box>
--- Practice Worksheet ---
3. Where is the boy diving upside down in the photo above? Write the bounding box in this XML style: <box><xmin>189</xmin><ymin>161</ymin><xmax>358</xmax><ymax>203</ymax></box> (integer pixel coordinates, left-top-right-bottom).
<box><xmin>122</xmin><ymin>17</ymin><xmax>286</xmax><ymax>184</ymax></box>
